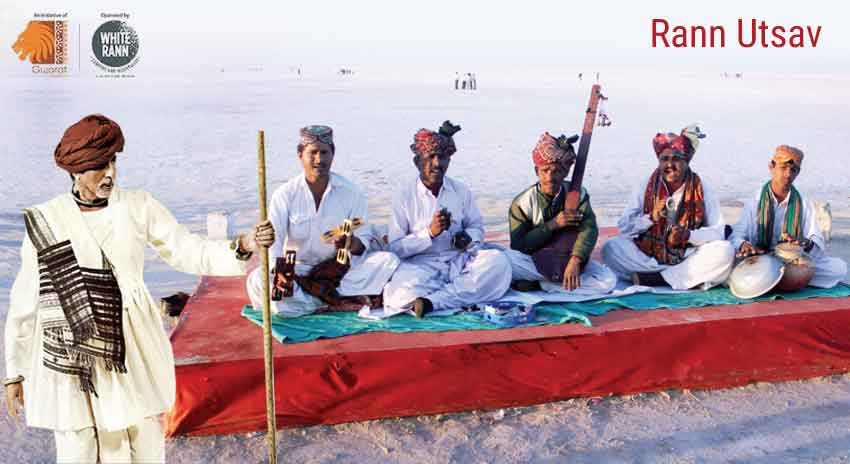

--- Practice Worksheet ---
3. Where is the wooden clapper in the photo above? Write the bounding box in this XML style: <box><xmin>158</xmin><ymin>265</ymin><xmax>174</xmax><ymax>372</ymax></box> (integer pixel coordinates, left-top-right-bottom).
<box><xmin>271</xmin><ymin>250</ymin><xmax>297</xmax><ymax>301</ymax></box>
<box><xmin>321</xmin><ymin>218</ymin><xmax>364</xmax><ymax>265</ymax></box>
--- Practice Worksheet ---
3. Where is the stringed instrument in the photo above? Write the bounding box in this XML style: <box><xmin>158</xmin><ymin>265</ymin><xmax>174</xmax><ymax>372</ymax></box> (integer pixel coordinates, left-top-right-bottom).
<box><xmin>532</xmin><ymin>85</ymin><xmax>603</xmax><ymax>283</ymax></box>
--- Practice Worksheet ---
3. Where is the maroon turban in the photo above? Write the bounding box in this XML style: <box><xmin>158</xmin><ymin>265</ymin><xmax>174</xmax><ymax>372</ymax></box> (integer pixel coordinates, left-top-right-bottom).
<box><xmin>410</xmin><ymin>120</ymin><xmax>461</xmax><ymax>157</ymax></box>
<box><xmin>54</xmin><ymin>114</ymin><xmax>125</xmax><ymax>173</ymax></box>
<box><xmin>652</xmin><ymin>132</ymin><xmax>694</xmax><ymax>161</ymax></box>
<box><xmin>532</xmin><ymin>132</ymin><xmax>577</xmax><ymax>168</ymax></box>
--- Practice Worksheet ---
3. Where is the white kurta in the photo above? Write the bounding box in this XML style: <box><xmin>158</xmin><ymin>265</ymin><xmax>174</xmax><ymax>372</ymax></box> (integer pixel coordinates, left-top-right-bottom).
<box><xmin>601</xmin><ymin>176</ymin><xmax>735</xmax><ymax>290</ymax></box>
<box><xmin>4</xmin><ymin>188</ymin><xmax>247</xmax><ymax>432</ymax></box>
<box><xmin>383</xmin><ymin>176</ymin><xmax>511</xmax><ymax>310</ymax></box>
<box><xmin>730</xmin><ymin>186</ymin><xmax>847</xmax><ymax>288</ymax></box>
<box><xmin>246</xmin><ymin>172</ymin><xmax>399</xmax><ymax>316</ymax></box>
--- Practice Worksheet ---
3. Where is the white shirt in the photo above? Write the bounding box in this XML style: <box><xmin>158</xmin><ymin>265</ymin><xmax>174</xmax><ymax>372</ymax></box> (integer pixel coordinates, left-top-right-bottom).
<box><xmin>388</xmin><ymin>176</ymin><xmax>484</xmax><ymax>260</ymax></box>
<box><xmin>268</xmin><ymin>172</ymin><xmax>372</xmax><ymax>274</ymax></box>
<box><xmin>616</xmin><ymin>173</ymin><xmax>726</xmax><ymax>249</ymax></box>
<box><xmin>730</xmin><ymin>186</ymin><xmax>825</xmax><ymax>257</ymax></box>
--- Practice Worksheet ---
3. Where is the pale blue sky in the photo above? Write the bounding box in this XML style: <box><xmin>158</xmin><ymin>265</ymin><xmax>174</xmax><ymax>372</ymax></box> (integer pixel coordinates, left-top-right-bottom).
<box><xmin>1</xmin><ymin>0</ymin><xmax>848</xmax><ymax>73</ymax></box>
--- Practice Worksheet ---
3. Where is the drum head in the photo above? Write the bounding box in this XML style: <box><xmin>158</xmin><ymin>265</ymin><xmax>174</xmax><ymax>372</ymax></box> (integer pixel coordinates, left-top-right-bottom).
<box><xmin>775</xmin><ymin>242</ymin><xmax>804</xmax><ymax>263</ymax></box>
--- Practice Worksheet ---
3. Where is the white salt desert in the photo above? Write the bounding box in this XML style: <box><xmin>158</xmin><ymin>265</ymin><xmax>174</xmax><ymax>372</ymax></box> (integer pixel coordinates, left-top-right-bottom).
<box><xmin>1</xmin><ymin>67</ymin><xmax>848</xmax><ymax>462</ymax></box>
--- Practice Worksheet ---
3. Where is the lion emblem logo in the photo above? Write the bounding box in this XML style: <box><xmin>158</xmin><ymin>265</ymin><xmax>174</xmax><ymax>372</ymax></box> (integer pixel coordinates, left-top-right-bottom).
<box><xmin>12</xmin><ymin>21</ymin><xmax>67</xmax><ymax>64</ymax></box>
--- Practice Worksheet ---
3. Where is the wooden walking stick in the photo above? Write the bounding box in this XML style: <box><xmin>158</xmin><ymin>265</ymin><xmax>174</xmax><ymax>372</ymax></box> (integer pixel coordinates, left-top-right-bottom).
<box><xmin>257</xmin><ymin>130</ymin><xmax>278</xmax><ymax>463</ymax></box>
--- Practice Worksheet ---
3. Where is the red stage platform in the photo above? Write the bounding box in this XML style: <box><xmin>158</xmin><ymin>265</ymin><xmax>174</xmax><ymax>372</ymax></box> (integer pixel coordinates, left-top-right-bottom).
<box><xmin>164</xmin><ymin>228</ymin><xmax>850</xmax><ymax>437</ymax></box>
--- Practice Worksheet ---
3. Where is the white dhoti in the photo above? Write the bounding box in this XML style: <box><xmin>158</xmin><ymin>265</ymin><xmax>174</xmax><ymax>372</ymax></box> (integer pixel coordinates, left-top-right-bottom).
<box><xmin>54</xmin><ymin>415</ymin><xmax>164</xmax><ymax>464</ymax></box>
<box><xmin>730</xmin><ymin>185</ymin><xmax>848</xmax><ymax>289</ymax></box>
<box><xmin>247</xmin><ymin>251</ymin><xmax>400</xmax><ymax>317</ymax></box>
<box><xmin>601</xmin><ymin>236</ymin><xmax>735</xmax><ymax>290</ymax></box>
<box><xmin>809</xmin><ymin>254</ymin><xmax>848</xmax><ymax>288</ymax></box>
<box><xmin>504</xmin><ymin>249</ymin><xmax>617</xmax><ymax>295</ymax></box>
<box><xmin>383</xmin><ymin>248</ymin><xmax>512</xmax><ymax>311</ymax></box>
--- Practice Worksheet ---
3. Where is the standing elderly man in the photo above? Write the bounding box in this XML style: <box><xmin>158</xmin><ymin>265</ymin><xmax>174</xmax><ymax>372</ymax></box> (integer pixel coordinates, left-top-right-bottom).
<box><xmin>246</xmin><ymin>125</ymin><xmax>400</xmax><ymax>316</ymax></box>
<box><xmin>383</xmin><ymin>121</ymin><xmax>512</xmax><ymax>317</ymax></box>
<box><xmin>731</xmin><ymin>145</ymin><xmax>847</xmax><ymax>287</ymax></box>
<box><xmin>602</xmin><ymin>126</ymin><xmax>735</xmax><ymax>289</ymax></box>
<box><xmin>506</xmin><ymin>132</ymin><xmax>616</xmax><ymax>293</ymax></box>
<box><xmin>3</xmin><ymin>114</ymin><xmax>274</xmax><ymax>463</ymax></box>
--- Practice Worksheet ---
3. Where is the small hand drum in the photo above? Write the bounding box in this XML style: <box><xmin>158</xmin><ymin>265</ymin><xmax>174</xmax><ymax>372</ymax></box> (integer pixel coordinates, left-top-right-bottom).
<box><xmin>774</xmin><ymin>243</ymin><xmax>815</xmax><ymax>292</ymax></box>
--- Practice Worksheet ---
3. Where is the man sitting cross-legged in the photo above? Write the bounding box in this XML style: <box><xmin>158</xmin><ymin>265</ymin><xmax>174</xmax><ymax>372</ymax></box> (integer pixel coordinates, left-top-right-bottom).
<box><xmin>382</xmin><ymin>121</ymin><xmax>512</xmax><ymax>317</ymax></box>
<box><xmin>505</xmin><ymin>131</ymin><xmax>616</xmax><ymax>294</ymax></box>
<box><xmin>602</xmin><ymin>125</ymin><xmax>735</xmax><ymax>290</ymax></box>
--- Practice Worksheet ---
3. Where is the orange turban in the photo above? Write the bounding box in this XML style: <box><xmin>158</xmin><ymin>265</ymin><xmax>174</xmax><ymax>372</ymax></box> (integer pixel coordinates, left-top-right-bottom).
<box><xmin>54</xmin><ymin>114</ymin><xmax>124</xmax><ymax>173</ymax></box>
<box><xmin>773</xmin><ymin>145</ymin><xmax>804</xmax><ymax>166</ymax></box>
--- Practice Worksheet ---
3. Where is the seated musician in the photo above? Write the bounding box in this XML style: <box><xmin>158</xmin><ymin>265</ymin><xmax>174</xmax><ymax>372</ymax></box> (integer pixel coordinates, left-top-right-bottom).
<box><xmin>601</xmin><ymin>125</ymin><xmax>735</xmax><ymax>289</ymax></box>
<box><xmin>382</xmin><ymin>121</ymin><xmax>512</xmax><ymax>317</ymax></box>
<box><xmin>246</xmin><ymin>125</ymin><xmax>400</xmax><ymax>316</ymax></box>
<box><xmin>730</xmin><ymin>145</ymin><xmax>847</xmax><ymax>288</ymax></box>
<box><xmin>506</xmin><ymin>132</ymin><xmax>616</xmax><ymax>293</ymax></box>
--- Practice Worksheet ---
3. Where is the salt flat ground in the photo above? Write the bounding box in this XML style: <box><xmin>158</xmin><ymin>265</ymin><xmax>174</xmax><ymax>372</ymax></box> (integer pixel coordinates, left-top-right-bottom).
<box><xmin>0</xmin><ymin>68</ymin><xmax>848</xmax><ymax>462</ymax></box>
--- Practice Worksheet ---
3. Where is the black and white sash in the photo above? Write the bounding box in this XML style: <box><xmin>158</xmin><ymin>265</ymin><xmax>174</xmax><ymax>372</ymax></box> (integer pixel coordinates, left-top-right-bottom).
<box><xmin>23</xmin><ymin>205</ymin><xmax>125</xmax><ymax>395</ymax></box>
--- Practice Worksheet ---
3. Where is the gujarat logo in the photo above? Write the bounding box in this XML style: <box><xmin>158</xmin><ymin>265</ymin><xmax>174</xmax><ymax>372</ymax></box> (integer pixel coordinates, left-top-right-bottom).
<box><xmin>11</xmin><ymin>21</ymin><xmax>69</xmax><ymax>71</ymax></box>
<box><xmin>91</xmin><ymin>20</ymin><xmax>140</xmax><ymax>74</ymax></box>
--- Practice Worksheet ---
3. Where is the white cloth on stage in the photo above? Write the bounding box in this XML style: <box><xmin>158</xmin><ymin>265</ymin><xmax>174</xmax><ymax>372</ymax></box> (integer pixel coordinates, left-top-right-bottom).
<box><xmin>246</xmin><ymin>172</ymin><xmax>399</xmax><ymax>316</ymax></box>
<box><xmin>497</xmin><ymin>280</ymin><xmax>694</xmax><ymax>307</ymax></box>
<box><xmin>54</xmin><ymin>415</ymin><xmax>164</xmax><ymax>463</ymax></box>
<box><xmin>730</xmin><ymin>186</ymin><xmax>847</xmax><ymax>288</ymax></box>
<box><xmin>503</xmin><ymin>248</ymin><xmax>617</xmax><ymax>296</ymax></box>
<box><xmin>4</xmin><ymin>189</ymin><xmax>247</xmax><ymax>433</ymax></box>
<box><xmin>383</xmin><ymin>176</ymin><xmax>511</xmax><ymax>311</ymax></box>
<box><xmin>601</xmin><ymin>177</ymin><xmax>735</xmax><ymax>290</ymax></box>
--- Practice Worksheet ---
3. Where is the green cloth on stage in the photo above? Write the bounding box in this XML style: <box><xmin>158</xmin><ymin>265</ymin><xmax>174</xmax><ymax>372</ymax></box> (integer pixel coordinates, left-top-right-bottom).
<box><xmin>241</xmin><ymin>304</ymin><xmax>592</xmax><ymax>344</ymax></box>
<box><xmin>241</xmin><ymin>284</ymin><xmax>850</xmax><ymax>344</ymax></box>
<box><xmin>538</xmin><ymin>283</ymin><xmax>850</xmax><ymax>316</ymax></box>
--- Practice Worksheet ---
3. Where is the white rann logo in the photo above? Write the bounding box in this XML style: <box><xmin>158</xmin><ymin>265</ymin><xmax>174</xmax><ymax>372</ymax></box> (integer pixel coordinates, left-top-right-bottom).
<box><xmin>91</xmin><ymin>19</ymin><xmax>139</xmax><ymax>74</ymax></box>
<box><xmin>100</xmin><ymin>30</ymin><xmax>134</xmax><ymax>57</ymax></box>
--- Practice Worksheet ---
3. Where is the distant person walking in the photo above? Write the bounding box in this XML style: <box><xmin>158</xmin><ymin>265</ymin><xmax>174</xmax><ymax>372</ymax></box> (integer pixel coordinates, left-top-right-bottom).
<box><xmin>471</xmin><ymin>73</ymin><xmax>477</xmax><ymax>90</ymax></box>
<box><xmin>578</xmin><ymin>72</ymin><xmax>583</xmax><ymax>80</ymax></box>
<box><xmin>455</xmin><ymin>72</ymin><xmax>459</xmax><ymax>90</ymax></box>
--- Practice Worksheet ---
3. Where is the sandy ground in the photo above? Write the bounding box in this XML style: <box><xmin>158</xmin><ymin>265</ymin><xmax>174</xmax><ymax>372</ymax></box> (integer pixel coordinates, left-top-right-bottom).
<box><xmin>4</xmin><ymin>375</ymin><xmax>850</xmax><ymax>463</ymax></box>
<box><xmin>170</xmin><ymin>375</ymin><xmax>850</xmax><ymax>463</ymax></box>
